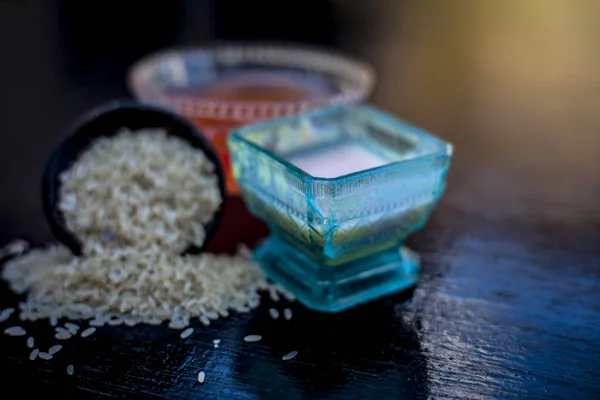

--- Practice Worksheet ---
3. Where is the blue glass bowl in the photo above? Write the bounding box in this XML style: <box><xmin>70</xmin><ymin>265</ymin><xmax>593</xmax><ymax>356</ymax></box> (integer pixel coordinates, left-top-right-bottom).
<box><xmin>228</xmin><ymin>105</ymin><xmax>453</xmax><ymax>312</ymax></box>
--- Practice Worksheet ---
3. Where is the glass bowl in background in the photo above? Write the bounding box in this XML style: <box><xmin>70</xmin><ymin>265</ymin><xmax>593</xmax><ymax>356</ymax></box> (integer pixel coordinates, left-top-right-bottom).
<box><xmin>127</xmin><ymin>44</ymin><xmax>376</xmax><ymax>195</ymax></box>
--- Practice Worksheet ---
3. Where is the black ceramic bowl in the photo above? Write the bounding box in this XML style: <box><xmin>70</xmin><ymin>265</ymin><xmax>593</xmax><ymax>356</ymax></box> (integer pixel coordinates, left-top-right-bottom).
<box><xmin>42</xmin><ymin>100</ymin><xmax>226</xmax><ymax>256</ymax></box>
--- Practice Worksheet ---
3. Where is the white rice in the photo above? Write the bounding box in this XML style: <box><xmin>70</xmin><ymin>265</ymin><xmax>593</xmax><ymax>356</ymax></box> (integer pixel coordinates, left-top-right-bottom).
<box><xmin>89</xmin><ymin>318</ymin><xmax>105</xmax><ymax>327</ymax></box>
<box><xmin>58</xmin><ymin>128</ymin><xmax>221</xmax><ymax>255</ymax></box>
<box><xmin>282</xmin><ymin>351</ymin><xmax>298</xmax><ymax>361</ymax></box>
<box><xmin>4</xmin><ymin>326</ymin><xmax>26</xmax><ymax>336</ymax></box>
<box><xmin>213</xmin><ymin>343</ymin><xmax>219</xmax><ymax>349</ymax></box>
<box><xmin>284</xmin><ymin>308</ymin><xmax>293</xmax><ymax>321</ymax></box>
<box><xmin>0</xmin><ymin>239</ymin><xmax>30</xmax><ymax>259</ymax></box>
<box><xmin>180</xmin><ymin>327</ymin><xmax>193</xmax><ymax>339</ymax></box>
<box><xmin>244</xmin><ymin>334</ymin><xmax>262</xmax><ymax>343</ymax></box>
<box><xmin>197</xmin><ymin>371</ymin><xmax>205</xmax><ymax>384</ymax></box>
<box><xmin>213</xmin><ymin>339</ymin><xmax>220</xmax><ymax>344</ymax></box>
<box><xmin>67</xmin><ymin>365</ymin><xmax>74</xmax><ymax>375</ymax></box>
<box><xmin>108</xmin><ymin>317</ymin><xmax>123</xmax><ymax>326</ymax></box>
<box><xmin>81</xmin><ymin>327</ymin><xmax>96</xmax><ymax>338</ymax></box>
<box><xmin>55</xmin><ymin>332</ymin><xmax>72</xmax><ymax>340</ymax></box>
<box><xmin>268</xmin><ymin>287</ymin><xmax>280</xmax><ymax>302</ymax></box>
<box><xmin>27</xmin><ymin>336</ymin><xmax>34</xmax><ymax>348</ymax></box>
<box><xmin>0</xmin><ymin>130</ymin><xmax>289</xmax><ymax>330</ymax></box>
<box><xmin>49</xmin><ymin>316</ymin><xmax>58</xmax><ymax>326</ymax></box>
<box><xmin>64</xmin><ymin>322</ymin><xmax>80</xmax><ymax>333</ymax></box>
<box><xmin>0</xmin><ymin>308</ymin><xmax>14</xmax><ymax>322</ymax></box>
<box><xmin>55</xmin><ymin>327</ymin><xmax>70</xmax><ymax>335</ymax></box>
<box><xmin>269</xmin><ymin>308</ymin><xmax>279</xmax><ymax>320</ymax></box>
<box><xmin>49</xmin><ymin>345</ymin><xmax>62</xmax><ymax>354</ymax></box>
<box><xmin>38</xmin><ymin>352</ymin><xmax>53</xmax><ymax>360</ymax></box>
<box><xmin>29</xmin><ymin>348</ymin><xmax>39</xmax><ymax>360</ymax></box>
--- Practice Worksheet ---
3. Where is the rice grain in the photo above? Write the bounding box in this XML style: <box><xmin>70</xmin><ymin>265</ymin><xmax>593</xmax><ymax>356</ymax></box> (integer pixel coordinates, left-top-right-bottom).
<box><xmin>282</xmin><ymin>351</ymin><xmax>298</xmax><ymax>361</ymax></box>
<box><xmin>67</xmin><ymin>365</ymin><xmax>74</xmax><ymax>375</ymax></box>
<box><xmin>55</xmin><ymin>332</ymin><xmax>72</xmax><ymax>340</ymax></box>
<box><xmin>81</xmin><ymin>327</ymin><xmax>96</xmax><ymax>338</ymax></box>
<box><xmin>0</xmin><ymin>308</ymin><xmax>14</xmax><ymax>322</ymax></box>
<box><xmin>49</xmin><ymin>345</ymin><xmax>63</xmax><ymax>354</ymax></box>
<box><xmin>180</xmin><ymin>327</ymin><xmax>193</xmax><ymax>339</ymax></box>
<box><xmin>4</xmin><ymin>326</ymin><xmax>26</xmax><ymax>336</ymax></box>
<box><xmin>244</xmin><ymin>334</ymin><xmax>262</xmax><ymax>343</ymax></box>
<box><xmin>29</xmin><ymin>348</ymin><xmax>39</xmax><ymax>360</ymax></box>
<box><xmin>64</xmin><ymin>322</ymin><xmax>80</xmax><ymax>333</ymax></box>
<box><xmin>197</xmin><ymin>371</ymin><xmax>205</xmax><ymax>384</ymax></box>
<box><xmin>284</xmin><ymin>308</ymin><xmax>293</xmax><ymax>321</ymax></box>
<box><xmin>89</xmin><ymin>318</ymin><xmax>105</xmax><ymax>327</ymax></box>
<box><xmin>108</xmin><ymin>317</ymin><xmax>123</xmax><ymax>326</ymax></box>
<box><xmin>27</xmin><ymin>336</ymin><xmax>34</xmax><ymax>348</ymax></box>
<box><xmin>38</xmin><ymin>352</ymin><xmax>53</xmax><ymax>360</ymax></box>
<box><xmin>269</xmin><ymin>308</ymin><xmax>279</xmax><ymax>320</ymax></box>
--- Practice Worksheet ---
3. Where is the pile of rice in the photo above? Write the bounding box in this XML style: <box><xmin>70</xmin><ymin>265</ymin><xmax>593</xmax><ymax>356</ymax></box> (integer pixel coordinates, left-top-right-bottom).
<box><xmin>59</xmin><ymin>128</ymin><xmax>221</xmax><ymax>255</ymax></box>
<box><xmin>1</xmin><ymin>128</ymin><xmax>284</xmax><ymax>328</ymax></box>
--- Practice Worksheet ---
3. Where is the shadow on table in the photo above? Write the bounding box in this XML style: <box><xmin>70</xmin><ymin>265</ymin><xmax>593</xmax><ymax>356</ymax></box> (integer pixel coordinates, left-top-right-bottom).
<box><xmin>235</xmin><ymin>287</ymin><xmax>430</xmax><ymax>400</ymax></box>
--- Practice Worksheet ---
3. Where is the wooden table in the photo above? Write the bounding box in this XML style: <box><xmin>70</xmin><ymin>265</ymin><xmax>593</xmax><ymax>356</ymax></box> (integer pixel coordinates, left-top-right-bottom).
<box><xmin>1</xmin><ymin>1</ymin><xmax>599</xmax><ymax>398</ymax></box>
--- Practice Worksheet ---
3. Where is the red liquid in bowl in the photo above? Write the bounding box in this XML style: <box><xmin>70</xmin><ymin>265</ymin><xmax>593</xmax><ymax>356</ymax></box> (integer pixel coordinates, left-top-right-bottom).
<box><xmin>170</xmin><ymin>73</ymin><xmax>332</xmax><ymax>195</ymax></box>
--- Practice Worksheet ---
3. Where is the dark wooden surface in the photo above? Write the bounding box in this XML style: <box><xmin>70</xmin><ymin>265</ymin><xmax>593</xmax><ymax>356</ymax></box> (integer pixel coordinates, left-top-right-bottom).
<box><xmin>1</xmin><ymin>1</ymin><xmax>599</xmax><ymax>398</ymax></box>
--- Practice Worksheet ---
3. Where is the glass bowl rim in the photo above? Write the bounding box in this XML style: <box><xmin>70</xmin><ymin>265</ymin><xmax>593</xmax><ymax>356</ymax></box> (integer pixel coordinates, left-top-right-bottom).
<box><xmin>127</xmin><ymin>42</ymin><xmax>376</xmax><ymax>120</ymax></box>
<box><xmin>229</xmin><ymin>104</ymin><xmax>454</xmax><ymax>185</ymax></box>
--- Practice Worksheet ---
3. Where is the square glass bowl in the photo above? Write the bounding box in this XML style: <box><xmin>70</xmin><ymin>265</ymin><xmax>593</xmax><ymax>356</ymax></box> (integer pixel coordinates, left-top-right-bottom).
<box><xmin>228</xmin><ymin>105</ymin><xmax>453</xmax><ymax>312</ymax></box>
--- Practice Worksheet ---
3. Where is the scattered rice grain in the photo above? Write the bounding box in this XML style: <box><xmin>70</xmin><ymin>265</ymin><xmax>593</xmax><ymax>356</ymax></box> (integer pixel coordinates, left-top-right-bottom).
<box><xmin>213</xmin><ymin>339</ymin><xmax>220</xmax><ymax>344</ymax></box>
<box><xmin>49</xmin><ymin>316</ymin><xmax>58</xmax><ymax>326</ymax></box>
<box><xmin>284</xmin><ymin>308</ymin><xmax>293</xmax><ymax>320</ymax></box>
<box><xmin>269</xmin><ymin>308</ymin><xmax>279</xmax><ymax>320</ymax></box>
<box><xmin>108</xmin><ymin>317</ymin><xmax>123</xmax><ymax>326</ymax></box>
<box><xmin>67</xmin><ymin>365</ymin><xmax>74</xmax><ymax>375</ymax></box>
<box><xmin>197</xmin><ymin>371</ymin><xmax>205</xmax><ymax>384</ymax></box>
<box><xmin>81</xmin><ymin>327</ymin><xmax>96</xmax><ymax>338</ymax></box>
<box><xmin>49</xmin><ymin>345</ymin><xmax>62</xmax><ymax>354</ymax></box>
<box><xmin>4</xmin><ymin>326</ymin><xmax>26</xmax><ymax>336</ymax></box>
<box><xmin>0</xmin><ymin>239</ymin><xmax>30</xmax><ymax>258</ymax></box>
<box><xmin>268</xmin><ymin>287</ymin><xmax>280</xmax><ymax>302</ymax></box>
<box><xmin>27</xmin><ymin>336</ymin><xmax>34</xmax><ymax>348</ymax></box>
<box><xmin>180</xmin><ymin>327</ymin><xmax>193</xmax><ymax>339</ymax></box>
<box><xmin>199</xmin><ymin>316</ymin><xmax>211</xmax><ymax>326</ymax></box>
<box><xmin>89</xmin><ymin>318</ymin><xmax>105</xmax><ymax>327</ymax></box>
<box><xmin>64</xmin><ymin>322</ymin><xmax>80</xmax><ymax>333</ymax></box>
<box><xmin>204</xmin><ymin>311</ymin><xmax>219</xmax><ymax>320</ymax></box>
<box><xmin>55</xmin><ymin>332</ymin><xmax>72</xmax><ymax>340</ymax></box>
<box><xmin>168</xmin><ymin>321</ymin><xmax>187</xmax><ymax>330</ymax></box>
<box><xmin>29</xmin><ymin>348</ymin><xmax>39</xmax><ymax>360</ymax></box>
<box><xmin>282</xmin><ymin>351</ymin><xmax>298</xmax><ymax>361</ymax></box>
<box><xmin>0</xmin><ymin>310</ymin><xmax>12</xmax><ymax>322</ymax></box>
<box><xmin>147</xmin><ymin>317</ymin><xmax>162</xmax><ymax>326</ymax></box>
<box><xmin>38</xmin><ymin>352</ymin><xmax>53</xmax><ymax>360</ymax></box>
<box><xmin>244</xmin><ymin>334</ymin><xmax>262</xmax><ymax>343</ymax></box>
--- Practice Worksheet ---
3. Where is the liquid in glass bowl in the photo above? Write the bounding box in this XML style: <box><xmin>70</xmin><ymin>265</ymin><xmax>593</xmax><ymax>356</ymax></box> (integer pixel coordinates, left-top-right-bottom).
<box><xmin>128</xmin><ymin>44</ymin><xmax>376</xmax><ymax>195</ymax></box>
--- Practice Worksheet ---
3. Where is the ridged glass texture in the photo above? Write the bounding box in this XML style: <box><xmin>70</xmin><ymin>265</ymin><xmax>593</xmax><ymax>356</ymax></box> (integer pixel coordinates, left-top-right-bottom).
<box><xmin>229</xmin><ymin>105</ymin><xmax>452</xmax><ymax>312</ymax></box>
